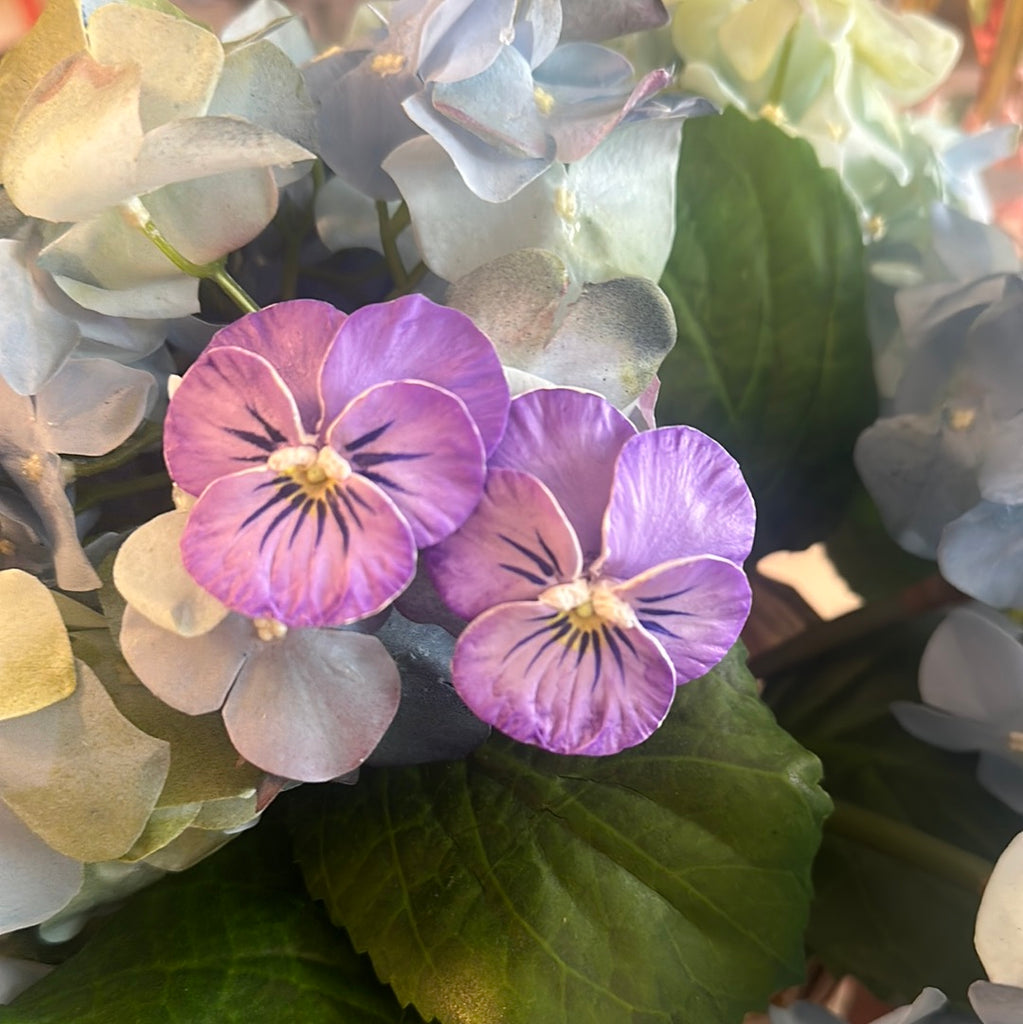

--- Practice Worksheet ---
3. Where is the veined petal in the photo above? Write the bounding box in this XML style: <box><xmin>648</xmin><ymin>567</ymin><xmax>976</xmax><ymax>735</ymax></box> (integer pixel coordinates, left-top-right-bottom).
<box><xmin>491</xmin><ymin>388</ymin><xmax>635</xmax><ymax>560</ymax></box>
<box><xmin>600</xmin><ymin>426</ymin><xmax>755</xmax><ymax>579</ymax></box>
<box><xmin>613</xmin><ymin>556</ymin><xmax>751</xmax><ymax>682</ymax></box>
<box><xmin>206</xmin><ymin>300</ymin><xmax>347</xmax><ymax>431</ymax></box>
<box><xmin>326</xmin><ymin>379</ymin><xmax>485</xmax><ymax>546</ymax></box>
<box><xmin>180</xmin><ymin>466</ymin><xmax>417</xmax><ymax>627</ymax></box>
<box><xmin>452</xmin><ymin>600</ymin><xmax>676</xmax><ymax>755</ymax></box>
<box><xmin>164</xmin><ymin>345</ymin><xmax>304</xmax><ymax>497</ymax></box>
<box><xmin>426</xmin><ymin>467</ymin><xmax>582</xmax><ymax>619</ymax></box>
<box><xmin>223</xmin><ymin>629</ymin><xmax>400</xmax><ymax>781</ymax></box>
<box><xmin>318</xmin><ymin>293</ymin><xmax>509</xmax><ymax>455</ymax></box>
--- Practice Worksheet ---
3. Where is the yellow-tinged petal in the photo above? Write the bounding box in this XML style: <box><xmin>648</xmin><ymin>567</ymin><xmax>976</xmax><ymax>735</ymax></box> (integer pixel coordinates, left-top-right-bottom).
<box><xmin>717</xmin><ymin>0</ymin><xmax>800</xmax><ymax>83</ymax></box>
<box><xmin>0</xmin><ymin>569</ymin><xmax>76</xmax><ymax>721</ymax></box>
<box><xmin>118</xmin><ymin>803</ymin><xmax>202</xmax><ymax>863</ymax></box>
<box><xmin>87</xmin><ymin>3</ymin><xmax>224</xmax><ymax>131</ymax></box>
<box><xmin>113</xmin><ymin>510</ymin><xmax>231</xmax><ymax>638</ymax></box>
<box><xmin>0</xmin><ymin>0</ymin><xmax>86</xmax><ymax>166</ymax></box>
<box><xmin>3</xmin><ymin>53</ymin><xmax>144</xmax><ymax>222</ymax></box>
<box><xmin>0</xmin><ymin>660</ymin><xmax>170</xmax><ymax>862</ymax></box>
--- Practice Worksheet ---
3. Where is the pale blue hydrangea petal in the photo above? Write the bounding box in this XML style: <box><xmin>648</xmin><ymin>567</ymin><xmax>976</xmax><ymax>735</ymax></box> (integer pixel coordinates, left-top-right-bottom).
<box><xmin>854</xmin><ymin>413</ymin><xmax>984</xmax><ymax>559</ymax></box>
<box><xmin>938</xmin><ymin>502</ymin><xmax>1023</xmax><ymax>608</ymax></box>
<box><xmin>768</xmin><ymin>1002</ymin><xmax>843</xmax><ymax>1024</ymax></box>
<box><xmin>0</xmin><ymin>798</ymin><xmax>81</xmax><ymax>937</ymax></box>
<box><xmin>558</xmin><ymin>0</ymin><xmax>668</xmax><ymax>41</ymax></box>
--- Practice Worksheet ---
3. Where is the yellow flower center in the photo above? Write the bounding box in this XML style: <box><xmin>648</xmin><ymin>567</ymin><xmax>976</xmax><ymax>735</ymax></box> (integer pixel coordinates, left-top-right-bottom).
<box><xmin>267</xmin><ymin>445</ymin><xmax>352</xmax><ymax>499</ymax></box>
<box><xmin>533</xmin><ymin>85</ymin><xmax>556</xmax><ymax>116</ymax></box>
<box><xmin>538</xmin><ymin>579</ymin><xmax>638</xmax><ymax>633</ymax></box>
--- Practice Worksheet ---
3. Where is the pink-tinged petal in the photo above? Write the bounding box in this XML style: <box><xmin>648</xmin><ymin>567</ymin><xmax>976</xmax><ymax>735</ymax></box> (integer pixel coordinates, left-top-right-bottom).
<box><xmin>181</xmin><ymin>467</ymin><xmax>417</xmax><ymax>627</ymax></box>
<box><xmin>490</xmin><ymin>388</ymin><xmax>635</xmax><ymax>560</ymax></box>
<box><xmin>222</xmin><ymin>629</ymin><xmax>400</xmax><ymax>781</ymax></box>
<box><xmin>206</xmin><ymin>300</ymin><xmax>347</xmax><ymax>431</ymax></box>
<box><xmin>326</xmin><ymin>380</ymin><xmax>486</xmax><ymax>546</ymax></box>
<box><xmin>599</xmin><ymin>427</ymin><xmax>755</xmax><ymax>579</ymax></box>
<box><xmin>452</xmin><ymin>600</ymin><xmax>676</xmax><ymax>755</ymax></box>
<box><xmin>612</xmin><ymin>556</ymin><xmax>751</xmax><ymax>682</ymax></box>
<box><xmin>318</xmin><ymin>293</ymin><xmax>509</xmax><ymax>455</ymax></box>
<box><xmin>164</xmin><ymin>347</ymin><xmax>304</xmax><ymax>497</ymax></box>
<box><xmin>120</xmin><ymin>605</ymin><xmax>255</xmax><ymax>715</ymax></box>
<box><xmin>425</xmin><ymin>467</ymin><xmax>582</xmax><ymax>619</ymax></box>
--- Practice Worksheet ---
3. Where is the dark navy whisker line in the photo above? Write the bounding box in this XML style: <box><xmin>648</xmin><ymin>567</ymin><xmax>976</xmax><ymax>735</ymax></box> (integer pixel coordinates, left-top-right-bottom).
<box><xmin>345</xmin><ymin>421</ymin><xmax>393</xmax><ymax>452</ymax></box>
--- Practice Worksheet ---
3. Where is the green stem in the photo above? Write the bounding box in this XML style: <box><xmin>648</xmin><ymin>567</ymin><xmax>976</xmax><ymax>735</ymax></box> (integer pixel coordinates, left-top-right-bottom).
<box><xmin>826</xmin><ymin>800</ymin><xmax>992</xmax><ymax>896</ymax></box>
<box><xmin>123</xmin><ymin>198</ymin><xmax>259</xmax><ymax>315</ymax></box>
<box><xmin>64</xmin><ymin>421</ymin><xmax>163</xmax><ymax>480</ymax></box>
<box><xmin>747</xmin><ymin>573</ymin><xmax>967</xmax><ymax>679</ymax></box>
<box><xmin>376</xmin><ymin>199</ymin><xmax>410</xmax><ymax>293</ymax></box>
<box><xmin>74</xmin><ymin>471</ymin><xmax>171</xmax><ymax>513</ymax></box>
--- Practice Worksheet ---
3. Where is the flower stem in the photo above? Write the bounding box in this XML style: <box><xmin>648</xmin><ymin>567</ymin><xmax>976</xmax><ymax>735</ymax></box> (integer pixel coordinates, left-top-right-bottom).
<box><xmin>747</xmin><ymin>573</ymin><xmax>967</xmax><ymax>679</ymax></box>
<box><xmin>64</xmin><ymin>420</ymin><xmax>164</xmax><ymax>480</ymax></box>
<box><xmin>376</xmin><ymin>199</ymin><xmax>412</xmax><ymax>294</ymax></box>
<box><xmin>122</xmin><ymin>197</ymin><xmax>259</xmax><ymax>315</ymax></box>
<box><xmin>973</xmin><ymin>0</ymin><xmax>1023</xmax><ymax>122</ymax></box>
<box><xmin>826</xmin><ymin>800</ymin><xmax>992</xmax><ymax>896</ymax></box>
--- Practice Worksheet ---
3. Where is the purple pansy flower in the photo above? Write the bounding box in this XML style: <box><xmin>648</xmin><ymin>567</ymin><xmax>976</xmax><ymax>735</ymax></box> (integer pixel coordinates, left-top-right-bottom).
<box><xmin>426</xmin><ymin>388</ymin><xmax>754</xmax><ymax>755</ymax></box>
<box><xmin>164</xmin><ymin>295</ymin><xmax>508</xmax><ymax>628</ymax></box>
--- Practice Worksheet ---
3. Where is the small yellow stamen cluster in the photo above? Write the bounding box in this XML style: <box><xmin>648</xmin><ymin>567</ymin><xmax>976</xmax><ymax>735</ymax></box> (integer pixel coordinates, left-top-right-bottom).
<box><xmin>370</xmin><ymin>52</ymin><xmax>407</xmax><ymax>76</ymax></box>
<box><xmin>538</xmin><ymin>579</ymin><xmax>637</xmax><ymax>632</ymax></box>
<box><xmin>19</xmin><ymin>453</ymin><xmax>44</xmax><ymax>483</ymax></box>
<box><xmin>944</xmin><ymin>405</ymin><xmax>977</xmax><ymax>432</ymax></box>
<box><xmin>253</xmin><ymin>617</ymin><xmax>288</xmax><ymax>642</ymax></box>
<box><xmin>759</xmin><ymin>103</ymin><xmax>786</xmax><ymax>127</ymax></box>
<box><xmin>1008</xmin><ymin>731</ymin><xmax>1023</xmax><ymax>754</ymax></box>
<box><xmin>533</xmin><ymin>85</ymin><xmax>555</xmax><ymax>116</ymax></box>
<box><xmin>268</xmin><ymin>445</ymin><xmax>352</xmax><ymax>498</ymax></box>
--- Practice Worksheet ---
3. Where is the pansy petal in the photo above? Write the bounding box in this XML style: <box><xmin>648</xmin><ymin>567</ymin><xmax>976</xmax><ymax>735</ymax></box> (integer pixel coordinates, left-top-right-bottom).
<box><xmin>181</xmin><ymin>467</ymin><xmax>417</xmax><ymax>627</ymax></box>
<box><xmin>318</xmin><ymin>293</ymin><xmax>509</xmax><ymax>455</ymax></box>
<box><xmin>206</xmin><ymin>300</ymin><xmax>347</xmax><ymax>431</ymax></box>
<box><xmin>452</xmin><ymin>600</ymin><xmax>676</xmax><ymax>755</ymax></box>
<box><xmin>164</xmin><ymin>346</ymin><xmax>304</xmax><ymax>497</ymax></box>
<box><xmin>491</xmin><ymin>388</ymin><xmax>635</xmax><ymax>560</ymax></box>
<box><xmin>223</xmin><ymin>629</ymin><xmax>400</xmax><ymax>781</ymax></box>
<box><xmin>0</xmin><ymin>798</ymin><xmax>82</xmax><ymax>935</ymax></box>
<box><xmin>426</xmin><ymin>467</ymin><xmax>582</xmax><ymax>619</ymax></box>
<box><xmin>327</xmin><ymin>379</ymin><xmax>485</xmax><ymax>546</ymax></box>
<box><xmin>119</xmin><ymin>605</ymin><xmax>253</xmax><ymax>715</ymax></box>
<box><xmin>614</xmin><ymin>555</ymin><xmax>751</xmax><ymax>681</ymax></box>
<box><xmin>600</xmin><ymin>426</ymin><xmax>755</xmax><ymax>579</ymax></box>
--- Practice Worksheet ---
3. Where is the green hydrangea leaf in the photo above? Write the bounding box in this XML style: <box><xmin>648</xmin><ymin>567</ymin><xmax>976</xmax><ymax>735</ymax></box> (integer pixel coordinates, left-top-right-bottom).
<box><xmin>764</xmin><ymin>621</ymin><xmax>1021</xmax><ymax>1004</ymax></box>
<box><xmin>0</xmin><ymin>818</ymin><xmax>424</xmax><ymax>1024</ymax></box>
<box><xmin>658</xmin><ymin>108</ymin><xmax>877</xmax><ymax>554</ymax></box>
<box><xmin>292</xmin><ymin>645</ymin><xmax>830</xmax><ymax>1024</ymax></box>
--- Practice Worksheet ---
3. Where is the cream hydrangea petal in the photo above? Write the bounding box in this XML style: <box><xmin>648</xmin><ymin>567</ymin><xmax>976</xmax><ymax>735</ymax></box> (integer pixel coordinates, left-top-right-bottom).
<box><xmin>0</xmin><ymin>0</ymin><xmax>86</xmax><ymax>159</ymax></box>
<box><xmin>717</xmin><ymin>0</ymin><xmax>799</xmax><ymax>82</ymax></box>
<box><xmin>0</xmin><ymin>660</ymin><xmax>170</xmax><ymax>862</ymax></box>
<box><xmin>976</xmin><ymin>831</ymin><xmax>1023</xmax><ymax>986</ymax></box>
<box><xmin>86</xmin><ymin>2</ymin><xmax>224</xmax><ymax>130</ymax></box>
<box><xmin>3</xmin><ymin>53</ymin><xmax>144</xmax><ymax>222</ymax></box>
<box><xmin>0</xmin><ymin>797</ymin><xmax>82</xmax><ymax>936</ymax></box>
<box><xmin>141</xmin><ymin>168</ymin><xmax>281</xmax><ymax>266</ymax></box>
<box><xmin>134</xmin><ymin>116</ymin><xmax>313</xmax><ymax>195</ymax></box>
<box><xmin>0</xmin><ymin>569</ymin><xmax>76</xmax><ymax>720</ymax></box>
<box><xmin>118</xmin><ymin>803</ymin><xmax>202</xmax><ymax>863</ymax></box>
<box><xmin>113</xmin><ymin>510</ymin><xmax>231</xmax><ymax>638</ymax></box>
